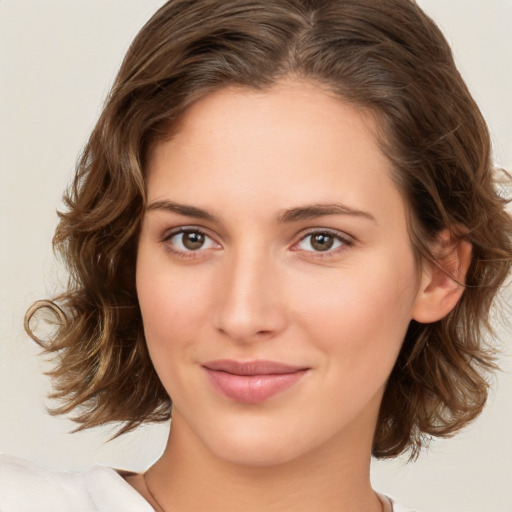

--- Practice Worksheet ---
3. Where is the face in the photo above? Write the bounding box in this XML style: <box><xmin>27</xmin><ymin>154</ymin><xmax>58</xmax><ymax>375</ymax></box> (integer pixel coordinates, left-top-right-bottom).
<box><xmin>136</xmin><ymin>79</ymin><xmax>424</xmax><ymax>467</ymax></box>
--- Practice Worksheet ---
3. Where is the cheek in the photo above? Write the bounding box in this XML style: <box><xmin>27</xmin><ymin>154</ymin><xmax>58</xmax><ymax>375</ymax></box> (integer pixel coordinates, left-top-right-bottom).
<box><xmin>138</xmin><ymin>279</ymin><xmax>203</xmax><ymax>344</ymax></box>
<box><xmin>293</xmin><ymin>254</ymin><xmax>418</xmax><ymax>376</ymax></box>
<box><xmin>136</xmin><ymin>249</ymin><xmax>217</xmax><ymax>388</ymax></box>
<box><xmin>137</xmin><ymin>278</ymin><xmax>196</xmax><ymax>402</ymax></box>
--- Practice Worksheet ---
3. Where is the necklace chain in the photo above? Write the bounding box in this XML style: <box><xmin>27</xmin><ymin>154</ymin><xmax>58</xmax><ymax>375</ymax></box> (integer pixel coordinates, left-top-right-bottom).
<box><xmin>143</xmin><ymin>471</ymin><xmax>167</xmax><ymax>512</ymax></box>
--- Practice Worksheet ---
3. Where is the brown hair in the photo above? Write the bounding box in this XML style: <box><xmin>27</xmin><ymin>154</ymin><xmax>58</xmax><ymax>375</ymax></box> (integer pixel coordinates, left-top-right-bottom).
<box><xmin>26</xmin><ymin>0</ymin><xmax>512</xmax><ymax>459</ymax></box>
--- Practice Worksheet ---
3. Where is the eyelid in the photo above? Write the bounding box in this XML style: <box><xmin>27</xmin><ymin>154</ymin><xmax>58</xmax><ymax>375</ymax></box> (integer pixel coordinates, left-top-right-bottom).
<box><xmin>162</xmin><ymin>225</ymin><xmax>202</xmax><ymax>240</ymax></box>
<box><xmin>291</xmin><ymin>227</ymin><xmax>354</xmax><ymax>254</ymax></box>
<box><xmin>161</xmin><ymin>226</ymin><xmax>221</xmax><ymax>255</ymax></box>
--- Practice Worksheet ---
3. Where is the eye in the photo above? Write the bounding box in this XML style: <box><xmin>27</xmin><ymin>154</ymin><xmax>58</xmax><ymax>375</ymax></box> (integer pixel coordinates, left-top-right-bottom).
<box><xmin>163</xmin><ymin>228</ymin><xmax>219</xmax><ymax>253</ymax></box>
<box><xmin>295</xmin><ymin>230</ymin><xmax>352</xmax><ymax>254</ymax></box>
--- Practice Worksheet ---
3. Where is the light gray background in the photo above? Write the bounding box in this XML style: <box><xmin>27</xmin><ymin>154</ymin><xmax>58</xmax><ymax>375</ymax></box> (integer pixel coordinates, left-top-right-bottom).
<box><xmin>1</xmin><ymin>1</ymin><xmax>511</xmax><ymax>511</ymax></box>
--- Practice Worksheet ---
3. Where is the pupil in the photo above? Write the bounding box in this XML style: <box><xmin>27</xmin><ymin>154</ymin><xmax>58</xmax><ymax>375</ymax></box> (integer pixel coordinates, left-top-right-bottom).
<box><xmin>312</xmin><ymin>234</ymin><xmax>333</xmax><ymax>251</ymax></box>
<box><xmin>183</xmin><ymin>232</ymin><xmax>204</xmax><ymax>250</ymax></box>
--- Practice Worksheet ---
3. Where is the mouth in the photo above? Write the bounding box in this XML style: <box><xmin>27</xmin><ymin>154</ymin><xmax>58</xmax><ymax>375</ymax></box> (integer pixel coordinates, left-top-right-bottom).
<box><xmin>202</xmin><ymin>359</ymin><xmax>309</xmax><ymax>404</ymax></box>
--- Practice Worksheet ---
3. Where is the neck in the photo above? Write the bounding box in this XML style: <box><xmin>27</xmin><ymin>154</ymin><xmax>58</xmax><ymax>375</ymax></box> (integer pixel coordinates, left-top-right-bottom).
<box><xmin>144</xmin><ymin>415</ymin><xmax>381</xmax><ymax>512</ymax></box>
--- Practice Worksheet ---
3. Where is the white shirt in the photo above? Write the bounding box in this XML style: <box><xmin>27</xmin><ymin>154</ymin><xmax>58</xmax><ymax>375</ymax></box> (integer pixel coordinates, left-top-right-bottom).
<box><xmin>0</xmin><ymin>454</ymin><xmax>417</xmax><ymax>511</ymax></box>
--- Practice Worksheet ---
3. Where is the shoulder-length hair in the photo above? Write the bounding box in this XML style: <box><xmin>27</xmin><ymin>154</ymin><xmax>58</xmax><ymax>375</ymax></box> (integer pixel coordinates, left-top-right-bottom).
<box><xmin>26</xmin><ymin>0</ymin><xmax>512</xmax><ymax>459</ymax></box>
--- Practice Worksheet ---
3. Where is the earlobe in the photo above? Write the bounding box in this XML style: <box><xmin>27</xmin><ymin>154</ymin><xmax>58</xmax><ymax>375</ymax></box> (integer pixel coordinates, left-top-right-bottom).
<box><xmin>412</xmin><ymin>232</ymin><xmax>472</xmax><ymax>324</ymax></box>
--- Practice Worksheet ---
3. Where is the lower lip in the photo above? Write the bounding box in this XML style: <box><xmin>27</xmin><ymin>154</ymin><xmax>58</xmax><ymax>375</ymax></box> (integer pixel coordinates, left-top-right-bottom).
<box><xmin>204</xmin><ymin>368</ymin><xmax>308</xmax><ymax>404</ymax></box>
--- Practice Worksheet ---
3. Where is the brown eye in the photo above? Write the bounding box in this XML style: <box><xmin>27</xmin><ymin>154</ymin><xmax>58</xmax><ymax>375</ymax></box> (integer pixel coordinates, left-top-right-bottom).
<box><xmin>166</xmin><ymin>229</ymin><xmax>218</xmax><ymax>253</ymax></box>
<box><xmin>182</xmin><ymin>231</ymin><xmax>205</xmax><ymax>250</ymax></box>
<box><xmin>310</xmin><ymin>233</ymin><xmax>334</xmax><ymax>251</ymax></box>
<box><xmin>295</xmin><ymin>231</ymin><xmax>348</xmax><ymax>254</ymax></box>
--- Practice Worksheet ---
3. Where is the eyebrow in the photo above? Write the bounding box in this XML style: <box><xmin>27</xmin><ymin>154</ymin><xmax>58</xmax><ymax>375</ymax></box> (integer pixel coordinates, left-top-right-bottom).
<box><xmin>146</xmin><ymin>200</ymin><xmax>217</xmax><ymax>221</ymax></box>
<box><xmin>146</xmin><ymin>200</ymin><xmax>376</xmax><ymax>224</ymax></box>
<box><xmin>277</xmin><ymin>203</ymin><xmax>377</xmax><ymax>224</ymax></box>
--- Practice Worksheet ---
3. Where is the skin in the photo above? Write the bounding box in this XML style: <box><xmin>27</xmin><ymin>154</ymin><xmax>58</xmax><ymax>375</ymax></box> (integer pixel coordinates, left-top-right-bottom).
<box><xmin>133</xmin><ymin>79</ymin><xmax>467</xmax><ymax>512</ymax></box>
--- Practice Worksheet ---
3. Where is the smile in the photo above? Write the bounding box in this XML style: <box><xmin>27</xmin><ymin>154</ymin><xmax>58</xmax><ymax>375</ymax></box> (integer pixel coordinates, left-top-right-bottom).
<box><xmin>202</xmin><ymin>360</ymin><xmax>309</xmax><ymax>404</ymax></box>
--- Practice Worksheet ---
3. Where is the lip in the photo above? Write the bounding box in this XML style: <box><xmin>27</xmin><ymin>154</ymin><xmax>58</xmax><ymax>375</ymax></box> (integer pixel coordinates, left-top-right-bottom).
<box><xmin>202</xmin><ymin>359</ymin><xmax>309</xmax><ymax>404</ymax></box>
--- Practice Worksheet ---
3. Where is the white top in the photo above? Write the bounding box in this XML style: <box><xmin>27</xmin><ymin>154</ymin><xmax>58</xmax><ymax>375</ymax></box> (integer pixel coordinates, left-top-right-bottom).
<box><xmin>0</xmin><ymin>454</ymin><xmax>417</xmax><ymax>512</ymax></box>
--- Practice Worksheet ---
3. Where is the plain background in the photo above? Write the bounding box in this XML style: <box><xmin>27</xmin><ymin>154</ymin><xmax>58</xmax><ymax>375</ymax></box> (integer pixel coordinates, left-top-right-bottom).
<box><xmin>0</xmin><ymin>1</ymin><xmax>511</xmax><ymax>511</ymax></box>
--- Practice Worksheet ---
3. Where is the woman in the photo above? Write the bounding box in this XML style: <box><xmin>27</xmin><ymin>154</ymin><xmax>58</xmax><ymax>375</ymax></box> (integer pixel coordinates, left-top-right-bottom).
<box><xmin>1</xmin><ymin>1</ymin><xmax>511</xmax><ymax>511</ymax></box>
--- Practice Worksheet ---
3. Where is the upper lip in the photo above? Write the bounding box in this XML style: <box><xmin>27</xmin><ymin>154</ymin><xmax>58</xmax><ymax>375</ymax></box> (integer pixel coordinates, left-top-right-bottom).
<box><xmin>202</xmin><ymin>359</ymin><xmax>308</xmax><ymax>376</ymax></box>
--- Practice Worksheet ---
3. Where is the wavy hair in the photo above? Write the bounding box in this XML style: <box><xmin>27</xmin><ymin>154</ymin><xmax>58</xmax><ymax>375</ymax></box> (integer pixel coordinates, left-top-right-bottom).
<box><xmin>26</xmin><ymin>0</ymin><xmax>512</xmax><ymax>458</ymax></box>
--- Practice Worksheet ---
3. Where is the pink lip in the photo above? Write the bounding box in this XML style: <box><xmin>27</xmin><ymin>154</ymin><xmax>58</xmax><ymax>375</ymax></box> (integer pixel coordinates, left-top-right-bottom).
<box><xmin>202</xmin><ymin>360</ymin><xmax>309</xmax><ymax>404</ymax></box>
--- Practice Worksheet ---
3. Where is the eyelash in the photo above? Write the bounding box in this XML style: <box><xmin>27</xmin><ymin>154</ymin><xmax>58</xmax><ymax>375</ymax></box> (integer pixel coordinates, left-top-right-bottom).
<box><xmin>161</xmin><ymin>227</ymin><xmax>354</xmax><ymax>259</ymax></box>
<box><xmin>293</xmin><ymin>228</ymin><xmax>353</xmax><ymax>259</ymax></box>
<box><xmin>161</xmin><ymin>227</ymin><xmax>220</xmax><ymax>259</ymax></box>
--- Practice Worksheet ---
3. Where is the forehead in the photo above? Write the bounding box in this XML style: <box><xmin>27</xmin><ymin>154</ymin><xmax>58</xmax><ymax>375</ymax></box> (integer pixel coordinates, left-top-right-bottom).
<box><xmin>145</xmin><ymin>79</ymin><xmax>406</xmax><ymax>228</ymax></box>
<box><xmin>148</xmin><ymin>78</ymin><xmax>378</xmax><ymax>151</ymax></box>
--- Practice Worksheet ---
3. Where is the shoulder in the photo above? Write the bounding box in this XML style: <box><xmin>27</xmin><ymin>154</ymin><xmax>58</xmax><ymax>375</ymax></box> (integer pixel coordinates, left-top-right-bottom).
<box><xmin>0</xmin><ymin>454</ymin><xmax>95</xmax><ymax>511</ymax></box>
<box><xmin>0</xmin><ymin>454</ymin><xmax>154</xmax><ymax>512</ymax></box>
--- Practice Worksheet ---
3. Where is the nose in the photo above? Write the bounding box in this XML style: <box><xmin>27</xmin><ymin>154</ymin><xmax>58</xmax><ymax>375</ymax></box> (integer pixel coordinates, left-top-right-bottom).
<box><xmin>213</xmin><ymin>249</ymin><xmax>287</xmax><ymax>343</ymax></box>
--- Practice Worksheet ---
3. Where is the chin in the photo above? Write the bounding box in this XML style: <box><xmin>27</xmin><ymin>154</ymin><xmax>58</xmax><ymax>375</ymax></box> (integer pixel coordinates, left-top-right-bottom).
<box><xmin>211</xmin><ymin>437</ymin><xmax>304</xmax><ymax>468</ymax></box>
<box><xmin>199</xmin><ymin>418</ymin><xmax>313</xmax><ymax>468</ymax></box>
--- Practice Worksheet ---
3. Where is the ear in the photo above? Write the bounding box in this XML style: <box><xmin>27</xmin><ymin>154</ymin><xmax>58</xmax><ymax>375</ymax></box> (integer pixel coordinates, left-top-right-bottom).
<box><xmin>412</xmin><ymin>231</ymin><xmax>472</xmax><ymax>324</ymax></box>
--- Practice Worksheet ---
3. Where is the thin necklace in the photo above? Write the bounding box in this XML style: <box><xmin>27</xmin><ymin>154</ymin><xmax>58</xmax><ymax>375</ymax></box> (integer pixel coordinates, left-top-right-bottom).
<box><xmin>143</xmin><ymin>472</ymin><xmax>167</xmax><ymax>512</ymax></box>
<box><xmin>142</xmin><ymin>472</ymin><xmax>387</xmax><ymax>512</ymax></box>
